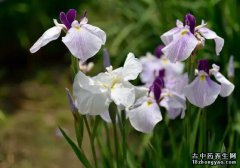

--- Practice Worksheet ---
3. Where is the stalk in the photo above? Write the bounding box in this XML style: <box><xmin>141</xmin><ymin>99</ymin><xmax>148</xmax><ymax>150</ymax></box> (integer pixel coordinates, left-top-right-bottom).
<box><xmin>121</xmin><ymin>110</ymin><xmax>127</xmax><ymax>168</ymax></box>
<box><xmin>83</xmin><ymin>116</ymin><xmax>98</xmax><ymax>168</ymax></box>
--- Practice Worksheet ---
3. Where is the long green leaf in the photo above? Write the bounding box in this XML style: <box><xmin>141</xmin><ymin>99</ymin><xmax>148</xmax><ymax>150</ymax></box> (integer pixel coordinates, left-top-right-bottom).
<box><xmin>59</xmin><ymin>127</ymin><xmax>92</xmax><ymax>168</ymax></box>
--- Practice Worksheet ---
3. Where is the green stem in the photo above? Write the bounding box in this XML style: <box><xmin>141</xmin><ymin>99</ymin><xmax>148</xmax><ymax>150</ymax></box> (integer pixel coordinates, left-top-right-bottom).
<box><xmin>112</xmin><ymin>118</ymin><xmax>120</xmax><ymax>168</ymax></box>
<box><xmin>83</xmin><ymin>116</ymin><xmax>98</xmax><ymax>168</ymax></box>
<box><xmin>190</xmin><ymin>108</ymin><xmax>201</xmax><ymax>153</ymax></box>
<box><xmin>121</xmin><ymin>110</ymin><xmax>127</xmax><ymax>168</ymax></box>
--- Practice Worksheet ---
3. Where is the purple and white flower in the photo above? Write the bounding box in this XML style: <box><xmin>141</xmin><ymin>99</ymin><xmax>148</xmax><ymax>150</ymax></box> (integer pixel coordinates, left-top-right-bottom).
<box><xmin>140</xmin><ymin>45</ymin><xmax>184</xmax><ymax>86</ymax></box>
<box><xmin>161</xmin><ymin>13</ymin><xmax>224</xmax><ymax>63</ymax></box>
<box><xmin>184</xmin><ymin>60</ymin><xmax>234</xmax><ymax>108</ymax></box>
<box><xmin>30</xmin><ymin>9</ymin><xmax>106</xmax><ymax>62</ymax></box>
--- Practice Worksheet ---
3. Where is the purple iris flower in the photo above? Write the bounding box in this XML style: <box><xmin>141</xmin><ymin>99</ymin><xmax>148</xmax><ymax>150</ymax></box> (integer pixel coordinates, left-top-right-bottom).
<box><xmin>30</xmin><ymin>9</ymin><xmax>106</xmax><ymax>62</ymax></box>
<box><xmin>161</xmin><ymin>13</ymin><xmax>224</xmax><ymax>63</ymax></box>
<box><xmin>184</xmin><ymin>60</ymin><xmax>234</xmax><ymax>108</ymax></box>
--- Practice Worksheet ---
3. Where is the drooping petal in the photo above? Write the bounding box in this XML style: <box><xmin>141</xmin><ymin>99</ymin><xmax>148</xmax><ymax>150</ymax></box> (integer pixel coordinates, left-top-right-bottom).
<box><xmin>160</xmin><ymin>20</ymin><xmax>183</xmax><ymax>45</ymax></box>
<box><xmin>62</xmin><ymin>24</ymin><xmax>106</xmax><ymax>62</ymax></box>
<box><xmin>110</xmin><ymin>83</ymin><xmax>135</xmax><ymax>108</ymax></box>
<box><xmin>160</xmin><ymin>90</ymin><xmax>186</xmax><ymax>119</ymax></box>
<box><xmin>30</xmin><ymin>26</ymin><xmax>62</xmax><ymax>53</ymax></box>
<box><xmin>127</xmin><ymin>97</ymin><xmax>162</xmax><ymax>133</ymax></box>
<box><xmin>212</xmin><ymin>71</ymin><xmax>234</xmax><ymax>97</ymax></box>
<box><xmin>73</xmin><ymin>71</ymin><xmax>110</xmax><ymax>115</ymax></box>
<box><xmin>81</xmin><ymin>24</ymin><xmax>106</xmax><ymax>44</ymax></box>
<box><xmin>183</xmin><ymin>72</ymin><xmax>221</xmax><ymax>108</ymax></box>
<box><xmin>198</xmin><ymin>27</ymin><xmax>224</xmax><ymax>55</ymax></box>
<box><xmin>122</xmin><ymin>53</ymin><xmax>142</xmax><ymax>81</ymax></box>
<box><xmin>162</xmin><ymin>30</ymin><xmax>198</xmax><ymax>63</ymax></box>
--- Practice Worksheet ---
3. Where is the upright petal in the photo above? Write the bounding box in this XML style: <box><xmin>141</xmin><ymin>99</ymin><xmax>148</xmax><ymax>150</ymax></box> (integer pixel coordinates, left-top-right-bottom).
<box><xmin>198</xmin><ymin>27</ymin><xmax>224</xmax><ymax>55</ymax></box>
<box><xmin>183</xmin><ymin>72</ymin><xmax>221</xmax><ymax>108</ymax></box>
<box><xmin>160</xmin><ymin>20</ymin><xmax>183</xmax><ymax>45</ymax></box>
<box><xmin>127</xmin><ymin>97</ymin><xmax>162</xmax><ymax>133</ymax></box>
<box><xmin>73</xmin><ymin>71</ymin><xmax>110</xmax><ymax>115</ymax></box>
<box><xmin>62</xmin><ymin>24</ymin><xmax>106</xmax><ymax>62</ymax></box>
<box><xmin>122</xmin><ymin>53</ymin><xmax>142</xmax><ymax>81</ymax></box>
<box><xmin>30</xmin><ymin>26</ymin><xmax>62</xmax><ymax>53</ymax></box>
<box><xmin>162</xmin><ymin>30</ymin><xmax>198</xmax><ymax>63</ymax></box>
<box><xmin>212</xmin><ymin>71</ymin><xmax>234</xmax><ymax>97</ymax></box>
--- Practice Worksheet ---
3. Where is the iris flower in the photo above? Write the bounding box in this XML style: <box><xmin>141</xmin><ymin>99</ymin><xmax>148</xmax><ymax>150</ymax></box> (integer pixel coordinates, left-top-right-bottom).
<box><xmin>30</xmin><ymin>9</ymin><xmax>106</xmax><ymax>62</ymax></box>
<box><xmin>161</xmin><ymin>13</ymin><xmax>224</xmax><ymax>63</ymax></box>
<box><xmin>140</xmin><ymin>45</ymin><xmax>184</xmax><ymax>86</ymax></box>
<box><xmin>184</xmin><ymin>60</ymin><xmax>234</xmax><ymax>108</ymax></box>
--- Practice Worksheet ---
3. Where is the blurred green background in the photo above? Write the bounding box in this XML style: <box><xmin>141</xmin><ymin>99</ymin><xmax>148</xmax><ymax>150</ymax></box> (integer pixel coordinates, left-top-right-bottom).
<box><xmin>0</xmin><ymin>0</ymin><xmax>240</xmax><ymax>167</ymax></box>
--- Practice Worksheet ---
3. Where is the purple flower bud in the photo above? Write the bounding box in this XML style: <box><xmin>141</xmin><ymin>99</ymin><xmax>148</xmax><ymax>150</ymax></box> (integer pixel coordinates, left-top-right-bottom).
<box><xmin>184</xmin><ymin>13</ymin><xmax>196</xmax><ymax>34</ymax></box>
<box><xmin>154</xmin><ymin>45</ymin><xmax>165</xmax><ymax>58</ymax></box>
<box><xmin>65</xmin><ymin>88</ymin><xmax>78</xmax><ymax>113</ymax></box>
<box><xmin>198</xmin><ymin>59</ymin><xmax>209</xmax><ymax>74</ymax></box>
<box><xmin>228</xmin><ymin>55</ymin><xmax>234</xmax><ymax>78</ymax></box>
<box><xmin>60</xmin><ymin>9</ymin><xmax>77</xmax><ymax>29</ymax></box>
<box><xmin>103</xmin><ymin>48</ymin><xmax>111</xmax><ymax>68</ymax></box>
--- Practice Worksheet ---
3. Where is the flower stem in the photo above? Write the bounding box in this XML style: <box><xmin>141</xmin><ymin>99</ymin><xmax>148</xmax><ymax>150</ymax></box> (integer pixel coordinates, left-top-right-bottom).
<box><xmin>83</xmin><ymin>116</ymin><xmax>98</xmax><ymax>168</ymax></box>
<box><xmin>185</xmin><ymin>54</ymin><xmax>196</xmax><ymax>159</ymax></box>
<box><xmin>121</xmin><ymin>110</ymin><xmax>127</xmax><ymax>168</ymax></box>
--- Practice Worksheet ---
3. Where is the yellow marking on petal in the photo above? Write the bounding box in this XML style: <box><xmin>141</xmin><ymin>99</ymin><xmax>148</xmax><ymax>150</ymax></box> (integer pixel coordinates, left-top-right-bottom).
<box><xmin>199</xmin><ymin>74</ymin><xmax>206</xmax><ymax>81</ymax></box>
<box><xmin>146</xmin><ymin>101</ymin><xmax>152</xmax><ymax>107</ymax></box>
<box><xmin>162</xmin><ymin>57</ymin><xmax>169</xmax><ymax>64</ymax></box>
<box><xmin>181</xmin><ymin>30</ymin><xmax>188</xmax><ymax>35</ymax></box>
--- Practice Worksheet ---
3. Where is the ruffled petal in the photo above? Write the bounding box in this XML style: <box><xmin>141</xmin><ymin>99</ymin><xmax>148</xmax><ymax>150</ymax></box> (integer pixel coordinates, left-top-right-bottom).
<box><xmin>162</xmin><ymin>30</ymin><xmax>198</xmax><ymax>63</ymax></box>
<box><xmin>160</xmin><ymin>20</ymin><xmax>183</xmax><ymax>45</ymax></box>
<box><xmin>30</xmin><ymin>26</ymin><xmax>62</xmax><ymax>53</ymax></box>
<box><xmin>73</xmin><ymin>71</ymin><xmax>110</xmax><ymax>115</ymax></box>
<box><xmin>127</xmin><ymin>97</ymin><xmax>162</xmax><ymax>133</ymax></box>
<box><xmin>122</xmin><ymin>53</ymin><xmax>142</xmax><ymax>81</ymax></box>
<box><xmin>183</xmin><ymin>72</ymin><xmax>221</xmax><ymax>108</ymax></box>
<box><xmin>62</xmin><ymin>25</ymin><xmax>105</xmax><ymax>62</ymax></box>
<box><xmin>198</xmin><ymin>27</ymin><xmax>224</xmax><ymax>55</ymax></box>
<box><xmin>212</xmin><ymin>71</ymin><xmax>234</xmax><ymax>97</ymax></box>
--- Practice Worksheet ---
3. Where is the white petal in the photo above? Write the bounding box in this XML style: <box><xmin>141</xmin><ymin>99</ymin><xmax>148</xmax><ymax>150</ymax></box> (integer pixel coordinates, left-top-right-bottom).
<box><xmin>212</xmin><ymin>71</ymin><xmax>234</xmax><ymax>97</ymax></box>
<box><xmin>100</xmin><ymin>111</ymin><xmax>112</xmax><ymax>123</ymax></box>
<box><xmin>127</xmin><ymin>97</ymin><xmax>162</xmax><ymax>133</ymax></box>
<box><xmin>82</xmin><ymin>24</ymin><xmax>106</xmax><ymax>44</ymax></box>
<box><xmin>160</xmin><ymin>90</ymin><xmax>186</xmax><ymax>119</ymax></box>
<box><xmin>198</xmin><ymin>27</ymin><xmax>224</xmax><ymax>55</ymax></box>
<box><xmin>162</xmin><ymin>30</ymin><xmax>198</xmax><ymax>63</ymax></box>
<box><xmin>73</xmin><ymin>71</ymin><xmax>110</xmax><ymax>115</ymax></box>
<box><xmin>62</xmin><ymin>25</ymin><xmax>105</xmax><ymax>62</ymax></box>
<box><xmin>183</xmin><ymin>72</ymin><xmax>221</xmax><ymax>108</ymax></box>
<box><xmin>111</xmin><ymin>83</ymin><xmax>135</xmax><ymax>108</ymax></box>
<box><xmin>30</xmin><ymin>26</ymin><xmax>62</xmax><ymax>53</ymax></box>
<box><xmin>122</xmin><ymin>53</ymin><xmax>142</xmax><ymax>81</ymax></box>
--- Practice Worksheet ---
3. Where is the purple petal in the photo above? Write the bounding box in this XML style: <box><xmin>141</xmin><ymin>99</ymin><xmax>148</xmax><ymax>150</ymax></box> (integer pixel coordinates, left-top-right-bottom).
<box><xmin>184</xmin><ymin>13</ymin><xmax>196</xmax><ymax>34</ymax></box>
<box><xmin>154</xmin><ymin>45</ymin><xmax>165</xmax><ymax>58</ymax></box>
<box><xmin>198</xmin><ymin>59</ymin><xmax>209</xmax><ymax>74</ymax></box>
<box><xmin>60</xmin><ymin>12</ymin><xmax>71</xmax><ymax>29</ymax></box>
<box><xmin>162</xmin><ymin>30</ymin><xmax>198</xmax><ymax>63</ymax></box>
<box><xmin>228</xmin><ymin>56</ymin><xmax>234</xmax><ymax>78</ymax></box>
<box><xmin>66</xmin><ymin>9</ymin><xmax>77</xmax><ymax>25</ymax></box>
